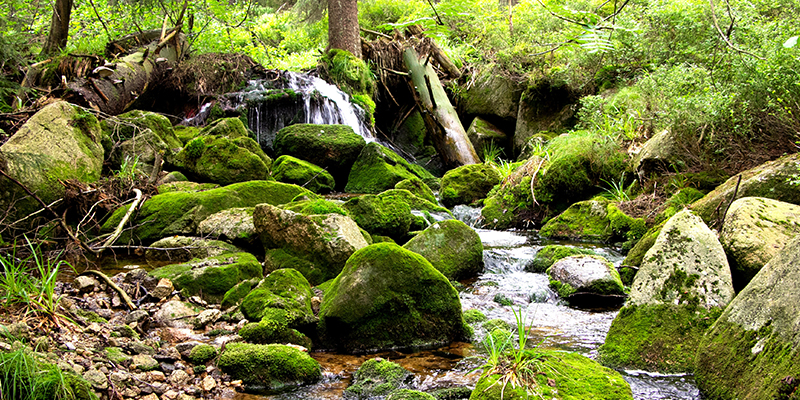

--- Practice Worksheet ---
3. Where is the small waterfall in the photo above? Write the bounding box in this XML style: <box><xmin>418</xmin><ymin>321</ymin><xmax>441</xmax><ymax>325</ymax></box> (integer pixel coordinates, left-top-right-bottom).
<box><xmin>227</xmin><ymin>71</ymin><xmax>373</xmax><ymax>152</ymax></box>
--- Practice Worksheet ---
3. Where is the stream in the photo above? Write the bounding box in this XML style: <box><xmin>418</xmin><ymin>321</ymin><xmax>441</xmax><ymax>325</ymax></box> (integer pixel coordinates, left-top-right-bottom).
<box><xmin>239</xmin><ymin>206</ymin><xmax>702</xmax><ymax>400</ymax></box>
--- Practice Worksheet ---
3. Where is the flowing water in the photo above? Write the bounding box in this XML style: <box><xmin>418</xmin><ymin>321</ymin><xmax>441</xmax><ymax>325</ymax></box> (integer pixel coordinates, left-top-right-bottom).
<box><xmin>244</xmin><ymin>207</ymin><xmax>702</xmax><ymax>400</ymax></box>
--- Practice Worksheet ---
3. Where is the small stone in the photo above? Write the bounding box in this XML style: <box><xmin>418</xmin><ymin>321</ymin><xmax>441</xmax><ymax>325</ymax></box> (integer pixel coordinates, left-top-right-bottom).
<box><xmin>169</xmin><ymin>369</ymin><xmax>191</xmax><ymax>385</ymax></box>
<box><xmin>131</xmin><ymin>354</ymin><xmax>160</xmax><ymax>372</ymax></box>
<box><xmin>125</xmin><ymin>310</ymin><xmax>150</xmax><ymax>325</ymax></box>
<box><xmin>202</xmin><ymin>375</ymin><xmax>216</xmax><ymax>391</ymax></box>
<box><xmin>151</xmin><ymin>382</ymin><xmax>168</xmax><ymax>394</ymax></box>
<box><xmin>194</xmin><ymin>309</ymin><xmax>221</xmax><ymax>329</ymax></box>
<box><xmin>122</xmin><ymin>387</ymin><xmax>139</xmax><ymax>398</ymax></box>
<box><xmin>85</xmin><ymin>322</ymin><xmax>103</xmax><ymax>334</ymax></box>
<box><xmin>151</xmin><ymin>278</ymin><xmax>174</xmax><ymax>299</ymax></box>
<box><xmin>109</xmin><ymin>371</ymin><xmax>128</xmax><ymax>386</ymax></box>
<box><xmin>149</xmin><ymin>371</ymin><xmax>166</xmax><ymax>382</ymax></box>
<box><xmin>175</xmin><ymin>341</ymin><xmax>202</xmax><ymax>359</ymax></box>
<box><xmin>84</xmin><ymin>369</ymin><xmax>108</xmax><ymax>389</ymax></box>
<box><xmin>140</xmin><ymin>394</ymin><xmax>159</xmax><ymax>400</ymax></box>
<box><xmin>162</xmin><ymin>390</ymin><xmax>179</xmax><ymax>400</ymax></box>
<box><xmin>74</xmin><ymin>275</ymin><xmax>100</xmax><ymax>293</ymax></box>
<box><xmin>177</xmin><ymin>394</ymin><xmax>196</xmax><ymax>400</ymax></box>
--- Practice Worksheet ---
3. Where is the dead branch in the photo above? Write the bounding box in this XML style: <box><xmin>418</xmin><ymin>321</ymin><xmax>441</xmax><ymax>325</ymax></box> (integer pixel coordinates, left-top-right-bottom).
<box><xmin>78</xmin><ymin>270</ymin><xmax>136</xmax><ymax>310</ymax></box>
<box><xmin>98</xmin><ymin>188</ymin><xmax>143</xmax><ymax>251</ymax></box>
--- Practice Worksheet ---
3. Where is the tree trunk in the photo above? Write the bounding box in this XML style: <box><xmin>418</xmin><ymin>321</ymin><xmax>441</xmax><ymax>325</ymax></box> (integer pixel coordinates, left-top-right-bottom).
<box><xmin>403</xmin><ymin>47</ymin><xmax>480</xmax><ymax>167</ymax></box>
<box><xmin>41</xmin><ymin>0</ymin><xmax>73</xmax><ymax>56</ymax></box>
<box><xmin>328</xmin><ymin>0</ymin><xmax>361</xmax><ymax>58</ymax></box>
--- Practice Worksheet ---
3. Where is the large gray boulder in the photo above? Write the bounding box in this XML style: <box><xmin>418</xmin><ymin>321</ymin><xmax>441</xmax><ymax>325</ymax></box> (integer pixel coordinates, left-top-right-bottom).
<box><xmin>600</xmin><ymin>209</ymin><xmax>735</xmax><ymax>372</ymax></box>
<box><xmin>460</xmin><ymin>67</ymin><xmax>522</xmax><ymax>121</ymax></box>
<box><xmin>695</xmin><ymin>234</ymin><xmax>800</xmax><ymax>400</ymax></box>
<box><xmin>197</xmin><ymin>207</ymin><xmax>258</xmax><ymax>246</ymax></box>
<box><xmin>0</xmin><ymin>101</ymin><xmax>104</xmax><ymax>220</ymax></box>
<box><xmin>145</xmin><ymin>235</ymin><xmax>241</xmax><ymax>263</ymax></box>
<box><xmin>548</xmin><ymin>255</ymin><xmax>624</xmax><ymax>298</ymax></box>
<box><xmin>253</xmin><ymin>203</ymin><xmax>368</xmax><ymax>285</ymax></box>
<box><xmin>466</xmin><ymin>117</ymin><xmax>508</xmax><ymax>161</ymax></box>
<box><xmin>631</xmin><ymin>128</ymin><xmax>685</xmax><ymax>178</ymax></box>
<box><xmin>719</xmin><ymin>197</ymin><xmax>800</xmax><ymax>291</ymax></box>
<box><xmin>691</xmin><ymin>152</ymin><xmax>800</xmax><ymax>225</ymax></box>
<box><xmin>318</xmin><ymin>243</ymin><xmax>468</xmax><ymax>353</ymax></box>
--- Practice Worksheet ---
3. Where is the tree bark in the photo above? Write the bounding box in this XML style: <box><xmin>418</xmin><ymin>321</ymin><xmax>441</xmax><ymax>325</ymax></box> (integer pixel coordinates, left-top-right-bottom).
<box><xmin>328</xmin><ymin>0</ymin><xmax>361</xmax><ymax>58</ymax></box>
<box><xmin>403</xmin><ymin>47</ymin><xmax>480</xmax><ymax>167</ymax></box>
<box><xmin>41</xmin><ymin>0</ymin><xmax>73</xmax><ymax>56</ymax></box>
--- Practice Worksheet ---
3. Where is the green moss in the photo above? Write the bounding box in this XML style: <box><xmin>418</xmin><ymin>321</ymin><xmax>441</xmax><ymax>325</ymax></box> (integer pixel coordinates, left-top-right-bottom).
<box><xmin>174</xmin><ymin>126</ymin><xmax>201</xmax><ymax>145</ymax></box>
<box><xmin>282</xmin><ymin>198</ymin><xmax>346</xmax><ymax>216</ymax></box>
<box><xmin>352</xmin><ymin>94</ymin><xmax>376</xmax><ymax>126</ymax></box>
<box><xmin>395</xmin><ymin>178</ymin><xmax>437</xmax><ymax>205</ymax></box>
<box><xmin>480</xmin><ymin>176</ymin><xmax>535</xmax><ymax>230</ymax></box>
<box><xmin>221</xmin><ymin>278</ymin><xmax>259</xmax><ymax>309</ymax></box>
<box><xmin>157</xmin><ymin>181</ymin><xmax>219</xmax><ymax>194</ymax></box>
<box><xmin>149</xmin><ymin>252</ymin><xmax>263</xmax><ymax>303</ymax></box>
<box><xmin>599</xmin><ymin>304</ymin><xmax>723</xmax><ymax>373</ymax></box>
<box><xmin>176</xmin><ymin>135</ymin><xmax>271</xmax><ymax>185</ymax></box>
<box><xmin>345</xmin><ymin>142</ymin><xmax>435</xmax><ymax>194</ymax></box>
<box><xmin>463</xmin><ymin>309</ymin><xmax>487</xmax><ymax>324</ymax></box>
<box><xmin>344</xmin><ymin>358</ymin><xmax>412</xmax><ymax>398</ymax></box>
<box><xmin>319</xmin><ymin>48</ymin><xmax>376</xmax><ymax>97</ymax></box>
<box><xmin>189</xmin><ymin>344</ymin><xmax>218</xmax><ymax>364</ymax></box>
<box><xmin>217</xmin><ymin>343</ymin><xmax>322</xmax><ymax>390</ymax></box>
<box><xmin>528</xmin><ymin>245</ymin><xmax>597</xmax><ymax>273</ymax></box>
<box><xmin>343</xmin><ymin>193</ymin><xmax>413</xmax><ymax>241</ymax></box>
<box><xmin>102</xmin><ymin>110</ymin><xmax>182</xmax><ymax>149</ymax></box>
<box><xmin>622</xmin><ymin>221</ymin><xmax>665</xmax><ymax>267</ymax></box>
<box><xmin>403</xmin><ymin>219</ymin><xmax>484</xmax><ymax>280</ymax></box>
<box><xmin>539</xmin><ymin>199</ymin><xmax>612</xmax><ymax>241</ymax></box>
<box><xmin>387</xmin><ymin>389</ymin><xmax>436</xmax><ymax>400</ymax></box>
<box><xmin>200</xmin><ymin>117</ymin><xmax>247</xmax><ymax>138</ymax></box>
<box><xmin>240</xmin><ymin>268</ymin><xmax>315</xmax><ymax>325</ymax></box>
<box><xmin>471</xmin><ymin>350</ymin><xmax>633</xmax><ymax>400</ymax></box>
<box><xmin>102</xmin><ymin>180</ymin><xmax>313</xmax><ymax>243</ymax></box>
<box><xmin>607</xmin><ymin>203</ymin><xmax>647</xmax><ymax>246</ymax></box>
<box><xmin>656</xmin><ymin>187</ymin><xmax>705</xmax><ymax>224</ymax></box>
<box><xmin>272</xmin><ymin>155</ymin><xmax>336</xmax><ymax>194</ymax></box>
<box><xmin>696</xmin><ymin>321</ymin><xmax>800</xmax><ymax>400</ymax></box>
<box><xmin>440</xmin><ymin>164</ymin><xmax>503</xmax><ymax>208</ymax></box>
<box><xmin>238</xmin><ymin>309</ymin><xmax>312</xmax><ymax>348</ymax></box>
<box><xmin>319</xmin><ymin>243</ymin><xmax>467</xmax><ymax>352</ymax></box>
<box><xmin>104</xmin><ymin>347</ymin><xmax>131</xmax><ymax>365</ymax></box>
<box><xmin>183</xmin><ymin>137</ymin><xmax>206</xmax><ymax>159</ymax></box>
<box><xmin>481</xmin><ymin>318</ymin><xmax>511</xmax><ymax>333</ymax></box>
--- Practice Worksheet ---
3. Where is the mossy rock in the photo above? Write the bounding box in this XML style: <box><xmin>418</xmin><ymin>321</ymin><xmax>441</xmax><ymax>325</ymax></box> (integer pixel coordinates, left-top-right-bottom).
<box><xmin>344</xmin><ymin>189</ymin><xmax>450</xmax><ymax>242</ymax></box>
<box><xmin>188</xmin><ymin>344</ymin><xmax>218</xmax><ymax>364</ymax></box>
<box><xmin>481</xmin><ymin>319</ymin><xmax>511</xmax><ymax>333</ymax></box>
<box><xmin>239</xmin><ymin>268</ymin><xmax>316</xmax><ymax>327</ymax></box>
<box><xmin>157</xmin><ymin>181</ymin><xmax>219</xmax><ymax>194</ymax></box>
<box><xmin>282</xmin><ymin>198</ymin><xmax>346</xmax><ymax>216</ymax></box>
<box><xmin>217</xmin><ymin>343</ymin><xmax>322</xmax><ymax>391</ymax></box>
<box><xmin>0</xmin><ymin>101</ymin><xmax>104</xmax><ymax>221</ymax></box>
<box><xmin>459</xmin><ymin>66</ymin><xmax>522</xmax><ymax>120</ymax></box>
<box><xmin>145</xmin><ymin>235</ymin><xmax>241</xmax><ymax>263</ymax></box>
<box><xmin>221</xmin><ymin>278</ymin><xmax>260</xmax><ymax>309</ymax></box>
<box><xmin>175</xmin><ymin>135</ymin><xmax>271</xmax><ymax>185</ymax></box>
<box><xmin>655</xmin><ymin>188</ymin><xmax>705</xmax><ymax>224</ymax></box>
<box><xmin>319</xmin><ymin>49</ymin><xmax>376</xmax><ymax>97</ymax></box>
<box><xmin>469</xmin><ymin>350</ymin><xmax>633</xmax><ymax>400</ymax></box>
<box><xmin>344</xmin><ymin>358</ymin><xmax>413</xmax><ymax>399</ymax></box>
<box><xmin>548</xmin><ymin>255</ymin><xmax>625</xmax><ymax>298</ymax></box>
<box><xmin>539</xmin><ymin>199</ymin><xmax>611</xmax><ymax>241</ymax></box>
<box><xmin>403</xmin><ymin>220</ymin><xmax>484</xmax><ymax>281</ymax></box>
<box><xmin>695</xmin><ymin>235</ymin><xmax>800</xmax><ymax>400</ymax></box>
<box><xmin>463</xmin><ymin>309</ymin><xmax>487</xmax><ymax>324</ymax></box>
<box><xmin>174</xmin><ymin>126</ymin><xmax>201</xmax><ymax>145</ymax></box>
<box><xmin>238</xmin><ymin>308</ymin><xmax>312</xmax><ymax>348</ymax></box>
<box><xmin>600</xmin><ymin>303</ymin><xmax>722</xmax><ymax>373</ymax></box>
<box><xmin>621</xmin><ymin>221</ymin><xmax>665</xmax><ymax>268</ymax></box>
<box><xmin>691</xmin><ymin>152</ymin><xmax>800</xmax><ymax>225</ymax></box>
<box><xmin>319</xmin><ymin>243</ymin><xmax>467</xmax><ymax>352</ymax></box>
<box><xmin>388</xmin><ymin>389</ymin><xmax>436</xmax><ymax>400</ymax></box>
<box><xmin>196</xmin><ymin>207</ymin><xmax>258</xmax><ymax>246</ymax></box>
<box><xmin>101</xmin><ymin>180</ymin><xmax>313</xmax><ymax>244</ymax></box>
<box><xmin>272</xmin><ymin>155</ymin><xmax>336</xmax><ymax>194</ymax></box>
<box><xmin>199</xmin><ymin>117</ymin><xmax>248</xmax><ymax>138</ymax></box>
<box><xmin>480</xmin><ymin>175</ymin><xmax>534</xmax><ymax>230</ymax></box>
<box><xmin>395</xmin><ymin>178</ymin><xmax>437</xmax><ymax>205</ymax></box>
<box><xmin>345</xmin><ymin>142</ymin><xmax>436</xmax><ymax>194</ymax></box>
<box><xmin>275</xmin><ymin>123</ymin><xmax>366</xmax><ymax>190</ymax></box>
<box><xmin>102</xmin><ymin>109</ymin><xmax>182</xmax><ymax>150</ymax></box>
<box><xmin>149</xmin><ymin>252</ymin><xmax>263</xmax><ymax>303</ymax></box>
<box><xmin>467</xmin><ymin>117</ymin><xmax>509</xmax><ymax>162</ymax></box>
<box><xmin>440</xmin><ymin>164</ymin><xmax>503</xmax><ymax>208</ymax></box>
<box><xmin>527</xmin><ymin>245</ymin><xmax>597</xmax><ymax>273</ymax></box>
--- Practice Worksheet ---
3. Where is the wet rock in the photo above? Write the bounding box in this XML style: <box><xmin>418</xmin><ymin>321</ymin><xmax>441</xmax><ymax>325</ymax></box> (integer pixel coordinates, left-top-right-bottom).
<box><xmin>254</xmin><ymin>203</ymin><xmax>368</xmax><ymax>285</ymax></box>
<box><xmin>403</xmin><ymin>219</ymin><xmax>484</xmax><ymax>281</ymax></box>
<box><xmin>131</xmin><ymin>354</ymin><xmax>160</xmax><ymax>372</ymax></box>
<box><xmin>600</xmin><ymin>209</ymin><xmax>734</xmax><ymax>373</ymax></box>
<box><xmin>440</xmin><ymin>163</ymin><xmax>502</xmax><ymax>208</ymax></box>
<box><xmin>548</xmin><ymin>255</ymin><xmax>625</xmax><ymax>298</ymax></box>
<box><xmin>154</xmin><ymin>301</ymin><xmax>198</xmax><ymax>329</ymax></box>
<box><xmin>344</xmin><ymin>358</ymin><xmax>413</xmax><ymax>399</ymax></box>
<box><xmin>217</xmin><ymin>343</ymin><xmax>322</xmax><ymax>391</ymax></box>
<box><xmin>319</xmin><ymin>243</ymin><xmax>467</xmax><ymax>352</ymax></box>
<box><xmin>719</xmin><ymin>197</ymin><xmax>800</xmax><ymax>291</ymax></box>
<box><xmin>695</xmin><ymin>234</ymin><xmax>800</xmax><ymax>399</ymax></box>
<box><xmin>74</xmin><ymin>275</ymin><xmax>100</xmax><ymax>293</ymax></box>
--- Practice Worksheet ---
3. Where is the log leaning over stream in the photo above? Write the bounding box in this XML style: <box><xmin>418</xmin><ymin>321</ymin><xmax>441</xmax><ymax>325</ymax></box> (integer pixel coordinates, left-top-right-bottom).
<box><xmin>403</xmin><ymin>47</ymin><xmax>480</xmax><ymax>167</ymax></box>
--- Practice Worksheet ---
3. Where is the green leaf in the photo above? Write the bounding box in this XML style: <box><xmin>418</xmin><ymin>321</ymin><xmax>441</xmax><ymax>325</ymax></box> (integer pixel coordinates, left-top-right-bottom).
<box><xmin>784</xmin><ymin>36</ymin><xmax>798</xmax><ymax>48</ymax></box>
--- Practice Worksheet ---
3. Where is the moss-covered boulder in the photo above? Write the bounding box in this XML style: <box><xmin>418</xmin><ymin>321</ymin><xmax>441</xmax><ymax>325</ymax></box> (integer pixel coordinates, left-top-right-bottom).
<box><xmin>527</xmin><ymin>245</ymin><xmax>597</xmax><ymax>273</ymax></box>
<box><xmin>480</xmin><ymin>159</ymin><xmax>537</xmax><ymax>229</ymax></box>
<box><xmin>271</xmin><ymin>155</ymin><xmax>336</xmax><ymax>194</ymax></box>
<box><xmin>621</xmin><ymin>220</ymin><xmax>665</xmax><ymax>269</ymax></box>
<box><xmin>600</xmin><ymin>209</ymin><xmax>735</xmax><ymax>372</ymax></box>
<box><xmin>238</xmin><ymin>308</ymin><xmax>312</xmax><ymax>348</ymax></box>
<box><xmin>318</xmin><ymin>243</ymin><xmax>467</xmax><ymax>352</ymax></box>
<box><xmin>691</xmin><ymin>152</ymin><xmax>800</xmax><ymax>225</ymax></box>
<box><xmin>275</xmin><ymin>123</ymin><xmax>366</xmax><ymax>190</ymax></box>
<box><xmin>217</xmin><ymin>343</ymin><xmax>322</xmax><ymax>391</ymax></box>
<box><xmin>403</xmin><ymin>220</ymin><xmax>484</xmax><ymax>281</ymax></box>
<box><xmin>145</xmin><ymin>235</ymin><xmax>241</xmax><ymax>263</ymax></box>
<box><xmin>440</xmin><ymin>164</ymin><xmax>503</xmax><ymax>208</ymax></box>
<box><xmin>239</xmin><ymin>268</ymin><xmax>316</xmax><ymax>327</ymax></box>
<box><xmin>548</xmin><ymin>255</ymin><xmax>624</xmax><ymax>298</ymax></box>
<box><xmin>175</xmin><ymin>134</ymin><xmax>271</xmax><ymax>185</ymax></box>
<box><xmin>459</xmin><ymin>67</ymin><xmax>522</xmax><ymax>121</ymax></box>
<box><xmin>157</xmin><ymin>181</ymin><xmax>219</xmax><ymax>194</ymax></box>
<box><xmin>387</xmin><ymin>389</ymin><xmax>436</xmax><ymax>400</ymax></box>
<box><xmin>343</xmin><ymin>189</ymin><xmax>450</xmax><ymax>241</ymax></box>
<box><xmin>345</xmin><ymin>142</ymin><xmax>436</xmax><ymax>194</ymax></box>
<box><xmin>102</xmin><ymin>110</ymin><xmax>182</xmax><ymax>174</ymax></box>
<box><xmin>0</xmin><ymin>101</ymin><xmax>104</xmax><ymax>221</ymax></box>
<box><xmin>199</xmin><ymin>117</ymin><xmax>248</xmax><ymax>138</ymax></box>
<box><xmin>344</xmin><ymin>358</ymin><xmax>413</xmax><ymax>399</ymax></box>
<box><xmin>282</xmin><ymin>198</ymin><xmax>347</xmax><ymax>216</ymax></box>
<box><xmin>253</xmin><ymin>203</ymin><xmax>368</xmax><ymax>285</ymax></box>
<box><xmin>196</xmin><ymin>207</ymin><xmax>257</xmax><ymax>247</ymax></box>
<box><xmin>395</xmin><ymin>178</ymin><xmax>437</xmax><ymax>205</ymax></box>
<box><xmin>188</xmin><ymin>344</ymin><xmax>218</xmax><ymax>364</ymax></box>
<box><xmin>221</xmin><ymin>278</ymin><xmax>260</xmax><ymax>309</ymax></box>
<box><xmin>101</xmin><ymin>181</ymin><xmax>312</xmax><ymax>243</ymax></box>
<box><xmin>539</xmin><ymin>199</ymin><xmax>611</xmax><ymax>241</ymax></box>
<box><xmin>470</xmin><ymin>350</ymin><xmax>633</xmax><ymax>400</ymax></box>
<box><xmin>719</xmin><ymin>197</ymin><xmax>800</xmax><ymax>291</ymax></box>
<box><xmin>149</xmin><ymin>252</ymin><xmax>263</xmax><ymax>303</ymax></box>
<box><xmin>631</xmin><ymin>128</ymin><xmax>686</xmax><ymax>178</ymax></box>
<box><xmin>467</xmin><ymin>117</ymin><xmax>509</xmax><ymax>161</ymax></box>
<box><xmin>695</xmin><ymin>234</ymin><xmax>800</xmax><ymax>400</ymax></box>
